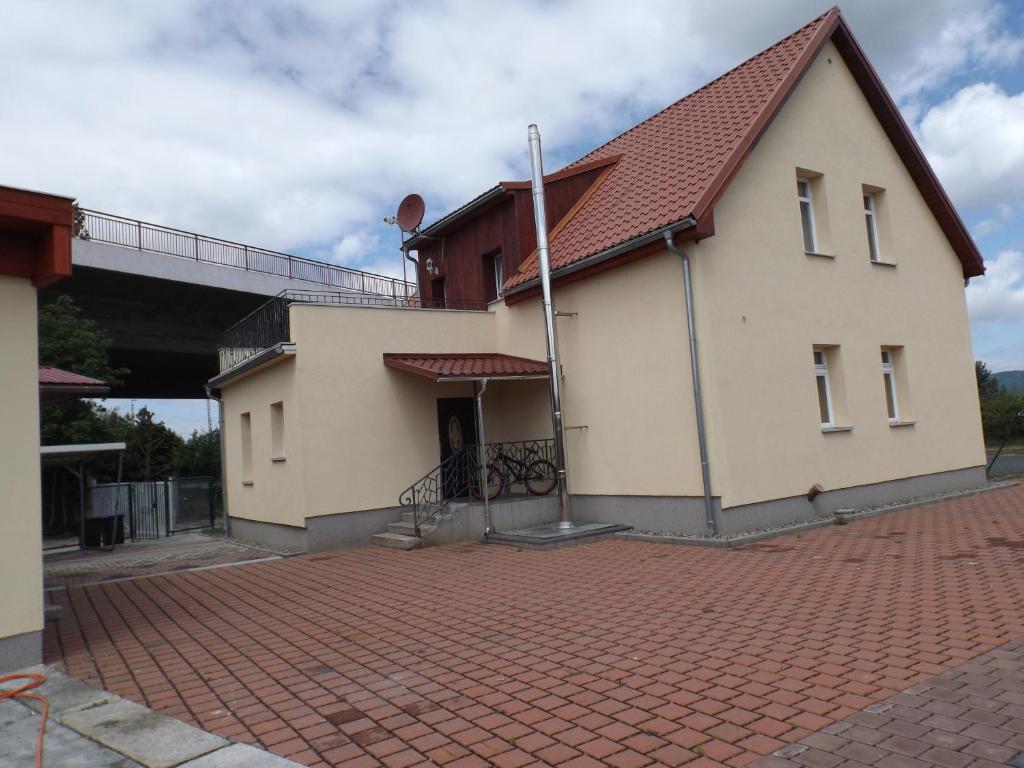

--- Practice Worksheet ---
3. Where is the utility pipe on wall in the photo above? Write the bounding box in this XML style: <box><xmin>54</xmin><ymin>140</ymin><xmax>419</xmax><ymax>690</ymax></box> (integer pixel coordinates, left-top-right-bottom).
<box><xmin>528</xmin><ymin>124</ymin><xmax>573</xmax><ymax>528</ymax></box>
<box><xmin>474</xmin><ymin>378</ymin><xmax>491</xmax><ymax>536</ymax></box>
<box><xmin>662</xmin><ymin>232</ymin><xmax>717</xmax><ymax>537</ymax></box>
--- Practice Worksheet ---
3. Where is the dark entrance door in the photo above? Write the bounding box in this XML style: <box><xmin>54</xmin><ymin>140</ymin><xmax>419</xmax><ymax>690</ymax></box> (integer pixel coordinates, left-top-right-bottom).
<box><xmin>437</xmin><ymin>397</ymin><xmax>477</xmax><ymax>498</ymax></box>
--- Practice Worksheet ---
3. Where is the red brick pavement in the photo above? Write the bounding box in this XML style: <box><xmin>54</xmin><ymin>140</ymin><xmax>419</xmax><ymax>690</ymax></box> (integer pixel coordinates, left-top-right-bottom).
<box><xmin>45</xmin><ymin>484</ymin><xmax>1024</xmax><ymax>767</ymax></box>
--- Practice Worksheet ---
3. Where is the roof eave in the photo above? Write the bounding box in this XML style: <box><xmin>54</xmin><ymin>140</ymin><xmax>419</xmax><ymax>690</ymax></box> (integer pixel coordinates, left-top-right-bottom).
<box><xmin>503</xmin><ymin>215</ymin><xmax>699</xmax><ymax>296</ymax></box>
<box><xmin>405</xmin><ymin>185</ymin><xmax>507</xmax><ymax>250</ymax></box>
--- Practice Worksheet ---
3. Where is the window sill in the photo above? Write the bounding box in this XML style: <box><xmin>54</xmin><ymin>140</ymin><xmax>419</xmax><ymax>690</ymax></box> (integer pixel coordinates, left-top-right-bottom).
<box><xmin>805</xmin><ymin>251</ymin><xmax>836</xmax><ymax>259</ymax></box>
<box><xmin>889</xmin><ymin>420</ymin><xmax>916</xmax><ymax>428</ymax></box>
<box><xmin>241</xmin><ymin>480</ymin><xmax>254</xmax><ymax>486</ymax></box>
<box><xmin>870</xmin><ymin>260</ymin><xmax>898</xmax><ymax>268</ymax></box>
<box><xmin>821</xmin><ymin>425</ymin><xmax>853</xmax><ymax>433</ymax></box>
<box><xmin>271</xmin><ymin>456</ymin><xmax>287</xmax><ymax>463</ymax></box>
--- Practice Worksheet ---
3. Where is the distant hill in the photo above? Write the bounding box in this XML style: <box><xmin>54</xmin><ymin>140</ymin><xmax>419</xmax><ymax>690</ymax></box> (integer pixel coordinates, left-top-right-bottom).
<box><xmin>995</xmin><ymin>370</ymin><xmax>1024</xmax><ymax>394</ymax></box>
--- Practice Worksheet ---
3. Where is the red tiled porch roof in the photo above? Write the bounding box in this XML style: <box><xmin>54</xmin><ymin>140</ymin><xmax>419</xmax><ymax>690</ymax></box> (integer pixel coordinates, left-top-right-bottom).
<box><xmin>383</xmin><ymin>353</ymin><xmax>549</xmax><ymax>381</ymax></box>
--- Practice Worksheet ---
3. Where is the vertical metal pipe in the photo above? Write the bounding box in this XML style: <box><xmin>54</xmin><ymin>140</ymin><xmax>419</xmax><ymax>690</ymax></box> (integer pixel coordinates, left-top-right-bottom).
<box><xmin>528</xmin><ymin>124</ymin><xmax>572</xmax><ymax>527</ymax></box>
<box><xmin>663</xmin><ymin>232</ymin><xmax>717</xmax><ymax>536</ymax></box>
<box><xmin>474</xmin><ymin>379</ymin><xmax>491</xmax><ymax>535</ymax></box>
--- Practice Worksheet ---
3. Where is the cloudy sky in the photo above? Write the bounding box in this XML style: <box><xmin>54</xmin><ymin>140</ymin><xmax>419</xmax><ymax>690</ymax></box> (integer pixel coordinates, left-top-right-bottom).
<box><xmin>5</xmin><ymin>0</ymin><xmax>1024</xmax><ymax>434</ymax></box>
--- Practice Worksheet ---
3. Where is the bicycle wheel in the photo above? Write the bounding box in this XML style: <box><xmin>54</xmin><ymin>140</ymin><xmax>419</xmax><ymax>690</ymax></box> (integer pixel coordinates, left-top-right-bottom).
<box><xmin>470</xmin><ymin>466</ymin><xmax>505</xmax><ymax>501</ymax></box>
<box><xmin>525</xmin><ymin>459</ymin><xmax>557</xmax><ymax>496</ymax></box>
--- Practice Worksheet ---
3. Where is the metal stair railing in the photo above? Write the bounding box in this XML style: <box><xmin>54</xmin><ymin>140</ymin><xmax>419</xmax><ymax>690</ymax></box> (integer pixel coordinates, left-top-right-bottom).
<box><xmin>397</xmin><ymin>439</ymin><xmax>556</xmax><ymax>538</ymax></box>
<box><xmin>398</xmin><ymin>446</ymin><xmax>479</xmax><ymax>537</ymax></box>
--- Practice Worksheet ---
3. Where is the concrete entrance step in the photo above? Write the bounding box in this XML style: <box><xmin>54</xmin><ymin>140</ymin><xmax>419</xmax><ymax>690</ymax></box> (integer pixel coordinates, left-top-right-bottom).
<box><xmin>386</xmin><ymin>520</ymin><xmax>438</xmax><ymax>537</ymax></box>
<box><xmin>371</xmin><ymin>532</ymin><xmax>423</xmax><ymax>550</ymax></box>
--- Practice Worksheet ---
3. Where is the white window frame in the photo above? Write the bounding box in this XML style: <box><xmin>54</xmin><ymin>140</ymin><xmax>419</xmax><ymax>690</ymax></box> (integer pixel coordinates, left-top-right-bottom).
<box><xmin>881</xmin><ymin>349</ymin><xmax>900</xmax><ymax>423</ymax></box>
<box><xmin>494</xmin><ymin>253</ymin><xmax>504</xmax><ymax>298</ymax></box>
<box><xmin>270</xmin><ymin>401</ymin><xmax>286</xmax><ymax>460</ymax></box>
<box><xmin>814</xmin><ymin>349</ymin><xmax>834</xmax><ymax>427</ymax></box>
<box><xmin>864</xmin><ymin>193</ymin><xmax>880</xmax><ymax>262</ymax></box>
<box><xmin>797</xmin><ymin>178</ymin><xmax>818</xmax><ymax>253</ymax></box>
<box><xmin>240</xmin><ymin>411</ymin><xmax>253</xmax><ymax>484</ymax></box>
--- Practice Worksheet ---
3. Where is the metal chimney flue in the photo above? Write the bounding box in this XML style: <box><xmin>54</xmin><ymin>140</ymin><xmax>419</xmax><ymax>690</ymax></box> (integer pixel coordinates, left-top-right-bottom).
<box><xmin>527</xmin><ymin>124</ymin><xmax>572</xmax><ymax>527</ymax></box>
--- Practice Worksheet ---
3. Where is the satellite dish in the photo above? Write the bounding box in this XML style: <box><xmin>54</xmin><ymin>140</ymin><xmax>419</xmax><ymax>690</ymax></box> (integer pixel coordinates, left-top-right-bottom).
<box><xmin>396</xmin><ymin>193</ymin><xmax>425</xmax><ymax>233</ymax></box>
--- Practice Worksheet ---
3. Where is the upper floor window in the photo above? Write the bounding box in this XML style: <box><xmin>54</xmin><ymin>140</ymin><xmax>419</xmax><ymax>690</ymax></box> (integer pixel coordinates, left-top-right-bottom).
<box><xmin>482</xmin><ymin>250</ymin><xmax>503</xmax><ymax>303</ymax></box>
<box><xmin>864</xmin><ymin>193</ymin><xmax>880</xmax><ymax>262</ymax></box>
<box><xmin>797</xmin><ymin>178</ymin><xmax>817</xmax><ymax>253</ymax></box>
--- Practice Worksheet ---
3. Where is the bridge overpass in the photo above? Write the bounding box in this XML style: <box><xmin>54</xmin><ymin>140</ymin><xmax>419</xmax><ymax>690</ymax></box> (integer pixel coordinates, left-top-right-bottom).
<box><xmin>39</xmin><ymin>209</ymin><xmax>414</xmax><ymax>398</ymax></box>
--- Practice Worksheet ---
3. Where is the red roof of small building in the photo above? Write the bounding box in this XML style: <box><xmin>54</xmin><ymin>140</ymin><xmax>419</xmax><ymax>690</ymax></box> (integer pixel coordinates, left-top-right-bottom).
<box><xmin>38</xmin><ymin>365</ymin><xmax>109</xmax><ymax>403</ymax></box>
<box><xmin>38</xmin><ymin>365</ymin><xmax>106</xmax><ymax>386</ymax></box>
<box><xmin>480</xmin><ymin>7</ymin><xmax>982</xmax><ymax>291</ymax></box>
<box><xmin>383</xmin><ymin>353</ymin><xmax>549</xmax><ymax>380</ymax></box>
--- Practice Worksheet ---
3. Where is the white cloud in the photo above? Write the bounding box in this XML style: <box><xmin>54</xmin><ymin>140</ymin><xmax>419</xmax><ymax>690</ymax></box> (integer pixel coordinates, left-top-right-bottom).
<box><xmin>919</xmin><ymin>83</ymin><xmax>1024</xmax><ymax>210</ymax></box>
<box><xmin>973</xmin><ymin>203</ymin><xmax>1016</xmax><ymax>238</ymax></box>
<box><xmin>967</xmin><ymin>249</ymin><xmax>1024</xmax><ymax>323</ymax></box>
<box><xmin>1</xmin><ymin>0</ymin><xmax>1021</xmax><ymax>274</ymax></box>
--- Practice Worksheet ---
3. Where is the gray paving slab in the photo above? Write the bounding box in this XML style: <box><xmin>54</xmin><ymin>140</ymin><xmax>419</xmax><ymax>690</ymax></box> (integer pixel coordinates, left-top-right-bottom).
<box><xmin>60</xmin><ymin>698</ymin><xmax>227</xmax><ymax>768</ymax></box>
<box><xmin>178</xmin><ymin>743</ymin><xmax>306</xmax><ymax>767</ymax></box>
<box><xmin>0</xmin><ymin>699</ymin><xmax>141</xmax><ymax>768</ymax></box>
<box><xmin>0</xmin><ymin>664</ymin><xmax>111</xmax><ymax>716</ymax></box>
<box><xmin>752</xmin><ymin>637</ymin><xmax>1024</xmax><ymax>768</ymax></box>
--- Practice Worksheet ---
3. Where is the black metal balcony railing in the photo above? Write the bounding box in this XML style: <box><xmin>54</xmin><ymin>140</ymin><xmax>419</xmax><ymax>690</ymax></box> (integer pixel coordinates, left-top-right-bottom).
<box><xmin>76</xmin><ymin>208</ymin><xmax>417</xmax><ymax>300</ymax></box>
<box><xmin>218</xmin><ymin>296</ymin><xmax>291</xmax><ymax>372</ymax></box>
<box><xmin>398</xmin><ymin>439</ymin><xmax>556</xmax><ymax>537</ymax></box>
<box><xmin>217</xmin><ymin>290</ymin><xmax>490</xmax><ymax>373</ymax></box>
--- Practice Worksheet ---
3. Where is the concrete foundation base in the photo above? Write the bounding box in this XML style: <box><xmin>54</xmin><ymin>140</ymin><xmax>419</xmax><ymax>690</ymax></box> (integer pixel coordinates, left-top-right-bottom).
<box><xmin>228</xmin><ymin>516</ymin><xmax>308</xmax><ymax>552</ymax></box>
<box><xmin>231</xmin><ymin>465</ymin><xmax>989</xmax><ymax>552</ymax></box>
<box><xmin>573</xmin><ymin>465</ymin><xmax>988</xmax><ymax>536</ymax></box>
<box><xmin>0</xmin><ymin>630</ymin><xmax>42</xmax><ymax>673</ymax></box>
<box><xmin>307</xmin><ymin>506</ymin><xmax>404</xmax><ymax>552</ymax></box>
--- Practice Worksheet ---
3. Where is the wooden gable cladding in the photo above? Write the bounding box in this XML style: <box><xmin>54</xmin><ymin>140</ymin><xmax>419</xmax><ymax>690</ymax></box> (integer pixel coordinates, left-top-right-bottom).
<box><xmin>415</xmin><ymin>163</ymin><xmax>609</xmax><ymax>309</ymax></box>
<box><xmin>0</xmin><ymin>185</ymin><xmax>74</xmax><ymax>287</ymax></box>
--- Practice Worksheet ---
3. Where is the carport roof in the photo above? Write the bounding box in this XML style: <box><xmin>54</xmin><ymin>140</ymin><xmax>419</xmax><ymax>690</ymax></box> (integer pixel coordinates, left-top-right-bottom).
<box><xmin>383</xmin><ymin>353</ymin><xmax>549</xmax><ymax>381</ymax></box>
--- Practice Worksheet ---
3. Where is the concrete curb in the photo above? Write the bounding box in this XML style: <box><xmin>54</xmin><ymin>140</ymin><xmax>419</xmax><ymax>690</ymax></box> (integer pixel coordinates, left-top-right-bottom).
<box><xmin>615</xmin><ymin>481</ymin><xmax>1018</xmax><ymax>549</ymax></box>
<box><xmin>1</xmin><ymin>665</ymin><xmax>301</xmax><ymax>767</ymax></box>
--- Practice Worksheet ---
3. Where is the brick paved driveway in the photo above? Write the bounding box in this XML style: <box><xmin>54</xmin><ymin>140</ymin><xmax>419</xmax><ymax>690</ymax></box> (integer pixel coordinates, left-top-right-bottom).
<box><xmin>46</xmin><ymin>485</ymin><xmax>1024</xmax><ymax>767</ymax></box>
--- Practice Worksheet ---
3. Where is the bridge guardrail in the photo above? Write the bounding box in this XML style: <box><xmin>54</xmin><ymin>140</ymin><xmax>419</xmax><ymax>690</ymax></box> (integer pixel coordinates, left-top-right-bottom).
<box><xmin>75</xmin><ymin>208</ymin><xmax>417</xmax><ymax>299</ymax></box>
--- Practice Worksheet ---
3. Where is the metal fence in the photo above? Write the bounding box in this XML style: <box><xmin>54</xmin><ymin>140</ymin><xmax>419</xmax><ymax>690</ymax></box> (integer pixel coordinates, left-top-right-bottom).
<box><xmin>168</xmin><ymin>476</ymin><xmax>216</xmax><ymax>533</ymax></box>
<box><xmin>77</xmin><ymin>208</ymin><xmax>417</xmax><ymax>299</ymax></box>
<box><xmin>88</xmin><ymin>481</ymin><xmax>166</xmax><ymax>543</ymax></box>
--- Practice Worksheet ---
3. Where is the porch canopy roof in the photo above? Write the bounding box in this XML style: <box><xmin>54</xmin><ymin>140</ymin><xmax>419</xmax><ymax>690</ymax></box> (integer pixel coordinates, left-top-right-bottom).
<box><xmin>383</xmin><ymin>353</ymin><xmax>549</xmax><ymax>382</ymax></box>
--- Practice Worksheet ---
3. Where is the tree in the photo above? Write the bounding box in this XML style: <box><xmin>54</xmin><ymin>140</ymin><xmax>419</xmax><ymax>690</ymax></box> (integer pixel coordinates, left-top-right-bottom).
<box><xmin>175</xmin><ymin>429</ymin><xmax>221</xmax><ymax>478</ymax></box>
<box><xmin>38</xmin><ymin>295</ymin><xmax>131</xmax><ymax>450</ymax></box>
<box><xmin>981</xmin><ymin>392</ymin><xmax>1024</xmax><ymax>447</ymax></box>
<box><xmin>38</xmin><ymin>296</ymin><xmax>125</xmax><ymax>385</ymax></box>
<box><xmin>976</xmin><ymin>360</ymin><xmax>1001</xmax><ymax>400</ymax></box>
<box><xmin>124</xmin><ymin>407</ymin><xmax>184</xmax><ymax>481</ymax></box>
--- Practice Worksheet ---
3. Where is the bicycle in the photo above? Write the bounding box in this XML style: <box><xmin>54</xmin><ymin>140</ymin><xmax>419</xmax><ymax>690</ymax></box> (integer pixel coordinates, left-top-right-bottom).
<box><xmin>470</xmin><ymin>444</ymin><xmax>557</xmax><ymax>500</ymax></box>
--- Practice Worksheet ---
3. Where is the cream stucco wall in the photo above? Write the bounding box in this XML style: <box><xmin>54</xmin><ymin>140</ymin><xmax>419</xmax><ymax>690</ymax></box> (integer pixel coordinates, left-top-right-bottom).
<box><xmin>493</xmin><ymin>253</ymin><xmax>705</xmax><ymax>498</ymax></box>
<box><xmin>0</xmin><ymin>276</ymin><xmax>43</xmax><ymax>651</ymax></box>
<box><xmin>220</xmin><ymin>304</ymin><xmax>553</xmax><ymax>525</ymax></box>
<box><xmin>221</xmin><ymin>355</ymin><xmax>309</xmax><ymax>528</ymax></box>
<box><xmin>690</xmin><ymin>40</ymin><xmax>985</xmax><ymax>509</ymax></box>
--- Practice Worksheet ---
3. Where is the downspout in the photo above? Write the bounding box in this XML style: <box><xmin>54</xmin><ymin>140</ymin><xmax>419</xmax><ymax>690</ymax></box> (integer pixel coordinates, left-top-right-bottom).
<box><xmin>662</xmin><ymin>232</ymin><xmax>717</xmax><ymax>536</ymax></box>
<box><xmin>474</xmin><ymin>379</ymin><xmax>491</xmax><ymax>536</ymax></box>
<box><xmin>528</xmin><ymin>124</ymin><xmax>572</xmax><ymax>528</ymax></box>
<box><xmin>204</xmin><ymin>384</ymin><xmax>230</xmax><ymax>537</ymax></box>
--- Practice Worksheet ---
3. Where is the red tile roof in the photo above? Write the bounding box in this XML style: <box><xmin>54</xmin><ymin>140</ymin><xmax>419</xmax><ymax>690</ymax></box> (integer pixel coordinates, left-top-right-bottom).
<box><xmin>493</xmin><ymin>7</ymin><xmax>983</xmax><ymax>291</ymax></box>
<box><xmin>383</xmin><ymin>353</ymin><xmax>549</xmax><ymax>380</ymax></box>
<box><xmin>38</xmin><ymin>365</ymin><xmax>106</xmax><ymax>386</ymax></box>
